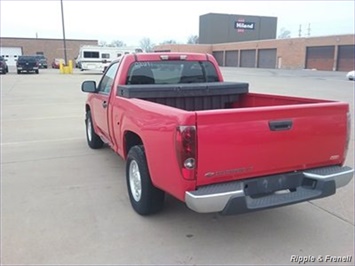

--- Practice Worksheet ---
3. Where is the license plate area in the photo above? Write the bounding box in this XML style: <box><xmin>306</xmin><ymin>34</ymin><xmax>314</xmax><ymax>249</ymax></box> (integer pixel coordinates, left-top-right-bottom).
<box><xmin>243</xmin><ymin>172</ymin><xmax>317</xmax><ymax>198</ymax></box>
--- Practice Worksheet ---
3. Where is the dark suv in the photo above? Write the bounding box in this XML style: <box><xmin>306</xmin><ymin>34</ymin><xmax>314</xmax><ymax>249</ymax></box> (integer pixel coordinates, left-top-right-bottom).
<box><xmin>0</xmin><ymin>57</ymin><xmax>9</xmax><ymax>74</ymax></box>
<box><xmin>35</xmin><ymin>55</ymin><xmax>48</xmax><ymax>69</ymax></box>
<box><xmin>17</xmin><ymin>56</ymin><xmax>40</xmax><ymax>74</ymax></box>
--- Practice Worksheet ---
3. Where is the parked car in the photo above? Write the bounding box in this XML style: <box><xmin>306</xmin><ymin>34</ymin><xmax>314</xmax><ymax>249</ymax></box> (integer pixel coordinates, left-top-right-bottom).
<box><xmin>16</xmin><ymin>55</ymin><xmax>39</xmax><ymax>74</ymax></box>
<box><xmin>52</xmin><ymin>58</ymin><xmax>65</xmax><ymax>69</ymax></box>
<box><xmin>346</xmin><ymin>70</ymin><xmax>354</xmax><ymax>80</ymax></box>
<box><xmin>0</xmin><ymin>57</ymin><xmax>9</xmax><ymax>74</ymax></box>
<box><xmin>35</xmin><ymin>55</ymin><xmax>48</xmax><ymax>69</ymax></box>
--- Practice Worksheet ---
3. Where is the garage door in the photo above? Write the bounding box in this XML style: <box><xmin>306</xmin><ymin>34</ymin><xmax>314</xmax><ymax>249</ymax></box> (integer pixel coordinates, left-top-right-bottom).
<box><xmin>257</xmin><ymin>49</ymin><xmax>276</xmax><ymax>69</ymax></box>
<box><xmin>0</xmin><ymin>47</ymin><xmax>23</xmax><ymax>66</ymax></box>
<box><xmin>212</xmin><ymin>51</ymin><xmax>224</xmax><ymax>66</ymax></box>
<box><xmin>240</xmin><ymin>50</ymin><xmax>256</xmax><ymax>68</ymax></box>
<box><xmin>337</xmin><ymin>45</ymin><xmax>354</xmax><ymax>72</ymax></box>
<box><xmin>225</xmin><ymin>50</ymin><xmax>238</xmax><ymax>67</ymax></box>
<box><xmin>306</xmin><ymin>46</ymin><xmax>335</xmax><ymax>71</ymax></box>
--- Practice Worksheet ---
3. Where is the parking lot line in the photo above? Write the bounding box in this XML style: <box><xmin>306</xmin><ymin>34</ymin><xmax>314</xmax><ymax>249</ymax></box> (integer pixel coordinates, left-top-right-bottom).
<box><xmin>2</xmin><ymin>115</ymin><xmax>83</xmax><ymax>122</ymax></box>
<box><xmin>0</xmin><ymin>137</ymin><xmax>83</xmax><ymax>146</ymax></box>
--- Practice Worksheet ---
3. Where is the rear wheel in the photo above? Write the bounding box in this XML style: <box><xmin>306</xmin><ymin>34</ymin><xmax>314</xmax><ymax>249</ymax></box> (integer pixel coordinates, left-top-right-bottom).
<box><xmin>126</xmin><ymin>145</ymin><xmax>165</xmax><ymax>215</ymax></box>
<box><xmin>85</xmin><ymin>110</ymin><xmax>104</xmax><ymax>149</ymax></box>
<box><xmin>17</xmin><ymin>70</ymin><xmax>21</xmax><ymax>74</ymax></box>
<box><xmin>35</xmin><ymin>70</ymin><xmax>39</xmax><ymax>74</ymax></box>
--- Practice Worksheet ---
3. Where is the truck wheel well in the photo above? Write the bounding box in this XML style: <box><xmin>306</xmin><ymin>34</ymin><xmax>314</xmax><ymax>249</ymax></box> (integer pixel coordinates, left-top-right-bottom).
<box><xmin>125</xmin><ymin>131</ymin><xmax>143</xmax><ymax>157</ymax></box>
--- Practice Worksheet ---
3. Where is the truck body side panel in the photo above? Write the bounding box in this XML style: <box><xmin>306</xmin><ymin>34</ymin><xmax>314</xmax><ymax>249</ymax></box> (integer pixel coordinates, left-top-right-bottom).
<box><xmin>110</xmin><ymin>97</ymin><xmax>197</xmax><ymax>201</ymax></box>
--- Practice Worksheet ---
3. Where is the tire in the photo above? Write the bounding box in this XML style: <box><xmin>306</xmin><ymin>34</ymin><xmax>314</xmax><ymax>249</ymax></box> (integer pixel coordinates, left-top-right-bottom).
<box><xmin>17</xmin><ymin>70</ymin><xmax>21</xmax><ymax>74</ymax></box>
<box><xmin>126</xmin><ymin>145</ymin><xmax>165</xmax><ymax>215</ymax></box>
<box><xmin>85</xmin><ymin>110</ymin><xmax>104</xmax><ymax>149</ymax></box>
<box><xmin>35</xmin><ymin>70</ymin><xmax>39</xmax><ymax>74</ymax></box>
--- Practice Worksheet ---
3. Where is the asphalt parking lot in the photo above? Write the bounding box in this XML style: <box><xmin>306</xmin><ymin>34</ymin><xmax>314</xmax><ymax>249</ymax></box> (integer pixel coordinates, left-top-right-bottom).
<box><xmin>1</xmin><ymin>67</ymin><xmax>354</xmax><ymax>265</ymax></box>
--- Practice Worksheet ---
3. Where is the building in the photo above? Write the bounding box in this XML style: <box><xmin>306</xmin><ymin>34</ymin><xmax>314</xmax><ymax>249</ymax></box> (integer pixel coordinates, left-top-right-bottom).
<box><xmin>199</xmin><ymin>13</ymin><xmax>277</xmax><ymax>44</ymax></box>
<box><xmin>0</xmin><ymin>37</ymin><xmax>98</xmax><ymax>66</ymax></box>
<box><xmin>154</xmin><ymin>34</ymin><xmax>355</xmax><ymax>72</ymax></box>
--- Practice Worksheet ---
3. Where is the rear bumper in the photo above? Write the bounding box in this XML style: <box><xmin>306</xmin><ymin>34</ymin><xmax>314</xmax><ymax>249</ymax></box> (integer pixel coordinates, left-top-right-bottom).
<box><xmin>185</xmin><ymin>166</ymin><xmax>353</xmax><ymax>215</ymax></box>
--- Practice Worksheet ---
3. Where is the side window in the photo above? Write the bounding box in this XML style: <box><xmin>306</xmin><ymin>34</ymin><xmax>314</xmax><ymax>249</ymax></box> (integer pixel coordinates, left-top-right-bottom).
<box><xmin>83</xmin><ymin>51</ymin><xmax>99</xmax><ymax>58</ymax></box>
<box><xmin>102</xmin><ymin>53</ymin><xmax>110</xmax><ymax>59</ymax></box>
<box><xmin>98</xmin><ymin>62</ymin><xmax>120</xmax><ymax>94</ymax></box>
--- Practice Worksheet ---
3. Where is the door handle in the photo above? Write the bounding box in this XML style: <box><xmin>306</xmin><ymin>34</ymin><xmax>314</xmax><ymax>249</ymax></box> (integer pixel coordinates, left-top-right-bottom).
<box><xmin>102</xmin><ymin>101</ymin><xmax>108</xmax><ymax>108</ymax></box>
<box><xmin>269</xmin><ymin>120</ymin><xmax>293</xmax><ymax>131</ymax></box>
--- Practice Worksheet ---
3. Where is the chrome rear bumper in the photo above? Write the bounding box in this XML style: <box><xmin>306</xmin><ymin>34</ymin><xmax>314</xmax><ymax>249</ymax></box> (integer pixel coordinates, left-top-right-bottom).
<box><xmin>185</xmin><ymin>166</ymin><xmax>353</xmax><ymax>215</ymax></box>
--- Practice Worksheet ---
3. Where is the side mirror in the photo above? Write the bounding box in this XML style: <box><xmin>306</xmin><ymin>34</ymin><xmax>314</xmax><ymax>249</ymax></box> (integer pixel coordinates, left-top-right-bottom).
<box><xmin>81</xmin><ymin>81</ymin><xmax>97</xmax><ymax>93</ymax></box>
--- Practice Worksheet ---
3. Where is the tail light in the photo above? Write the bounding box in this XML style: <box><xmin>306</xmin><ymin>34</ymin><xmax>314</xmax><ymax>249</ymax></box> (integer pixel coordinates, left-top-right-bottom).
<box><xmin>343</xmin><ymin>112</ymin><xmax>351</xmax><ymax>163</ymax></box>
<box><xmin>175</xmin><ymin>126</ymin><xmax>197</xmax><ymax>180</ymax></box>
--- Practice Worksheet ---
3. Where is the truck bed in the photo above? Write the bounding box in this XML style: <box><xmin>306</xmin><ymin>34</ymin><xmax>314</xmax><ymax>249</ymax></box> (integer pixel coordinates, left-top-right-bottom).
<box><xmin>117</xmin><ymin>82</ymin><xmax>330</xmax><ymax>111</ymax></box>
<box><xmin>117</xmin><ymin>81</ymin><xmax>349</xmax><ymax>187</ymax></box>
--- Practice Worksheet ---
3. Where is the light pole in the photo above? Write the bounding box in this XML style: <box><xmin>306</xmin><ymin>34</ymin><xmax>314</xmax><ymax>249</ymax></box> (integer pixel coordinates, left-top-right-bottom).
<box><xmin>60</xmin><ymin>0</ymin><xmax>68</xmax><ymax>65</ymax></box>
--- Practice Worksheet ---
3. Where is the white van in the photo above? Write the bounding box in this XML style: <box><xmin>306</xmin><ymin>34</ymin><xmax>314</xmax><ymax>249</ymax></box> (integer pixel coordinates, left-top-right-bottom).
<box><xmin>76</xmin><ymin>45</ymin><xmax>143</xmax><ymax>72</ymax></box>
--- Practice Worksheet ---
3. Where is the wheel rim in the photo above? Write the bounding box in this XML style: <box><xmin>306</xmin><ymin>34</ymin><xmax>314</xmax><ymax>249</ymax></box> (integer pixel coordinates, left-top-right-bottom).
<box><xmin>129</xmin><ymin>160</ymin><xmax>142</xmax><ymax>202</ymax></box>
<box><xmin>87</xmin><ymin>117</ymin><xmax>92</xmax><ymax>142</ymax></box>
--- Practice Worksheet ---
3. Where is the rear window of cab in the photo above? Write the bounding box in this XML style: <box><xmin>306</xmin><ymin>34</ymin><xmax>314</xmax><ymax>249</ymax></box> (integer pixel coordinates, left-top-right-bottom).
<box><xmin>126</xmin><ymin>61</ymin><xmax>219</xmax><ymax>85</ymax></box>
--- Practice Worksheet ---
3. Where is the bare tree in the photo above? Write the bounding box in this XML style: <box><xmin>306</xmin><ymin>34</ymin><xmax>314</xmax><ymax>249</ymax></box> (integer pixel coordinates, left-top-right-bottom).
<box><xmin>109</xmin><ymin>40</ymin><xmax>126</xmax><ymax>47</ymax></box>
<box><xmin>99</xmin><ymin>40</ymin><xmax>107</xmax><ymax>46</ymax></box>
<box><xmin>187</xmin><ymin>35</ymin><xmax>199</xmax><ymax>44</ymax></box>
<box><xmin>278</xmin><ymin>28</ymin><xmax>291</xmax><ymax>39</ymax></box>
<box><xmin>160</xmin><ymin>39</ymin><xmax>177</xmax><ymax>45</ymax></box>
<box><xmin>140</xmin><ymin>37</ymin><xmax>155</xmax><ymax>52</ymax></box>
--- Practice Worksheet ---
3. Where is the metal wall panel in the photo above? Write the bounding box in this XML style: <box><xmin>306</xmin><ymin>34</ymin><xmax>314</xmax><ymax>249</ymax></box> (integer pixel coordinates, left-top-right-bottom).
<box><xmin>212</xmin><ymin>51</ymin><xmax>224</xmax><ymax>66</ymax></box>
<box><xmin>225</xmin><ymin>50</ymin><xmax>238</xmax><ymax>67</ymax></box>
<box><xmin>337</xmin><ymin>45</ymin><xmax>354</xmax><ymax>71</ymax></box>
<box><xmin>257</xmin><ymin>49</ymin><xmax>277</xmax><ymax>68</ymax></box>
<box><xmin>199</xmin><ymin>13</ymin><xmax>277</xmax><ymax>44</ymax></box>
<box><xmin>306</xmin><ymin>46</ymin><xmax>335</xmax><ymax>71</ymax></box>
<box><xmin>0</xmin><ymin>47</ymin><xmax>23</xmax><ymax>66</ymax></box>
<box><xmin>240</xmin><ymin>50</ymin><xmax>256</xmax><ymax>68</ymax></box>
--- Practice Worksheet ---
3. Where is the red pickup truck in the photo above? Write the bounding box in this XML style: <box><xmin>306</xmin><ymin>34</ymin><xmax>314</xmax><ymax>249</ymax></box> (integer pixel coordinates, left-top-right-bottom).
<box><xmin>81</xmin><ymin>52</ymin><xmax>353</xmax><ymax>216</ymax></box>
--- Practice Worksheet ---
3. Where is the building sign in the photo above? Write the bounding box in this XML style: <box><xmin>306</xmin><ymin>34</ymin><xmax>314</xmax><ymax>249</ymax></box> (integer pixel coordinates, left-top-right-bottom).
<box><xmin>235</xmin><ymin>19</ymin><xmax>255</xmax><ymax>33</ymax></box>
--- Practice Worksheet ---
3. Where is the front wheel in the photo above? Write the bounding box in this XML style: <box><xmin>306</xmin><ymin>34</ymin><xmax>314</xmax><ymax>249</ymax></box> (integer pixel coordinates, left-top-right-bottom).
<box><xmin>85</xmin><ymin>110</ymin><xmax>104</xmax><ymax>149</ymax></box>
<box><xmin>126</xmin><ymin>145</ymin><xmax>165</xmax><ymax>215</ymax></box>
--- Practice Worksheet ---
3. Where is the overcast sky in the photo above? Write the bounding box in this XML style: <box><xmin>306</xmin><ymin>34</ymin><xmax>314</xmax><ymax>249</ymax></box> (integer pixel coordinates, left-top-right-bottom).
<box><xmin>1</xmin><ymin>0</ymin><xmax>354</xmax><ymax>45</ymax></box>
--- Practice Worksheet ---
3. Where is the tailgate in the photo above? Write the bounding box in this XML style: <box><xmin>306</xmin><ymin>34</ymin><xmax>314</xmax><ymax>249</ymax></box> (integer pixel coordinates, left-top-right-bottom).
<box><xmin>195</xmin><ymin>103</ymin><xmax>349</xmax><ymax>186</ymax></box>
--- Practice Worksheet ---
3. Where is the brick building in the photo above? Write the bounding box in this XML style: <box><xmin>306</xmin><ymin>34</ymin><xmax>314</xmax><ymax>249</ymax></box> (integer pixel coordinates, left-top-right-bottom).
<box><xmin>0</xmin><ymin>37</ymin><xmax>98</xmax><ymax>66</ymax></box>
<box><xmin>154</xmin><ymin>34</ymin><xmax>355</xmax><ymax>72</ymax></box>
